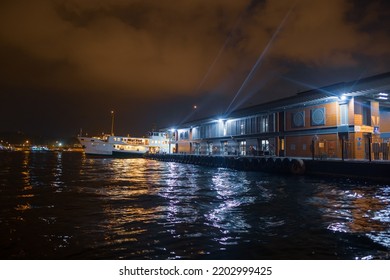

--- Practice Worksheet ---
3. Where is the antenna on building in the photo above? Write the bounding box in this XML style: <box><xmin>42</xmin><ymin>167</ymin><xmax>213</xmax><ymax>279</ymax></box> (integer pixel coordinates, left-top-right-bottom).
<box><xmin>111</xmin><ymin>110</ymin><xmax>115</xmax><ymax>136</ymax></box>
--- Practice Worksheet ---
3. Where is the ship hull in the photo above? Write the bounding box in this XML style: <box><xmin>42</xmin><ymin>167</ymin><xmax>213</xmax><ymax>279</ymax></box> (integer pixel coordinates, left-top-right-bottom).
<box><xmin>112</xmin><ymin>151</ymin><xmax>145</xmax><ymax>158</ymax></box>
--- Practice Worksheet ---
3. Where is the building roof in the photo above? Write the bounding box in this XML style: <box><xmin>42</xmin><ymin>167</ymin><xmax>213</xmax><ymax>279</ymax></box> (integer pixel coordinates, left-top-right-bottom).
<box><xmin>174</xmin><ymin>71</ymin><xmax>390</xmax><ymax>128</ymax></box>
<box><xmin>230</xmin><ymin>71</ymin><xmax>390</xmax><ymax>118</ymax></box>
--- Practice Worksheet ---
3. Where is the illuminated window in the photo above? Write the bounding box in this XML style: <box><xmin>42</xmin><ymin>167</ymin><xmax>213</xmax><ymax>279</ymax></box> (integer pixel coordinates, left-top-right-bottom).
<box><xmin>239</xmin><ymin>140</ymin><xmax>246</xmax><ymax>155</ymax></box>
<box><xmin>260</xmin><ymin>116</ymin><xmax>268</xmax><ymax>132</ymax></box>
<box><xmin>280</xmin><ymin>138</ymin><xmax>285</xmax><ymax>150</ymax></box>
<box><xmin>340</xmin><ymin>104</ymin><xmax>348</xmax><ymax>124</ymax></box>
<box><xmin>240</xmin><ymin>123</ymin><xmax>245</xmax><ymax>135</ymax></box>
<box><xmin>261</xmin><ymin>140</ymin><xmax>269</xmax><ymax>151</ymax></box>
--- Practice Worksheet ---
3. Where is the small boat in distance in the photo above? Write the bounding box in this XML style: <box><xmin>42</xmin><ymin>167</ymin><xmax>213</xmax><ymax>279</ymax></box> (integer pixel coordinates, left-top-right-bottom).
<box><xmin>31</xmin><ymin>145</ymin><xmax>50</xmax><ymax>152</ymax></box>
<box><xmin>78</xmin><ymin>131</ymin><xmax>171</xmax><ymax>157</ymax></box>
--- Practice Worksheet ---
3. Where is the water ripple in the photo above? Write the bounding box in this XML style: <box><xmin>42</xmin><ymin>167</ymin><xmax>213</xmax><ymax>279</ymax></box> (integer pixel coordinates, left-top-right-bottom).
<box><xmin>0</xmin><ymin>152</ymin><xmax>389</xmax><ymax>259</ymax></box>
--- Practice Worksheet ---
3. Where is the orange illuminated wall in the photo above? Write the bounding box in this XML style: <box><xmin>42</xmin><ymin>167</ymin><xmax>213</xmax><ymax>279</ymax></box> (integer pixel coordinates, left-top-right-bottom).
<box><xmin>285</xmin><ymin>102</ymin><xmax>338</xmax><ymax>132</ymax></box>
<box><xmin>284</xmin><ymin>101</ymin><xmax>342</xmax><ymax>158</ymax></box>
<box><xmin>286</xmin><ymin>134</ymin><xmax>339</xmax><ymax>158</ymax></box>
<box><xmin>370</xmin><ymin>101</ymin><xmax>380</xmax><ymax>127</ymax></box>
<box><xmin>353</xmin><ymin>99</ymin><xmax>379</xmax><ymax>127</ymax></box>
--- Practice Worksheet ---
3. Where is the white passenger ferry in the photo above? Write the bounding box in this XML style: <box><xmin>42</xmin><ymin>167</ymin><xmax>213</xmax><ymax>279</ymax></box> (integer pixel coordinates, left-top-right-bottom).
<box><xmin>78</xmin><ymin>132</ymin><xmax>171</xmax><ymax>157</ymax></box>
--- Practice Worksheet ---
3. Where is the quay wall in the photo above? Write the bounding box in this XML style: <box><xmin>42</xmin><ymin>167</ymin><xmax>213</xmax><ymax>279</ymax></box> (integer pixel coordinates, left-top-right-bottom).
<box><xmin>145</xmin><ymin>154</ymin><xmax>390</xmax><ymax>182</ymax></box>
<box><xmin>303</xmin><ymin>159</ymin><xmax>389</xmax><ymax>182</ymax></box>
<box><xmin>145</xmin><ymin>154</ymin><xmax>306</xmax><ymax>175</ymax></box>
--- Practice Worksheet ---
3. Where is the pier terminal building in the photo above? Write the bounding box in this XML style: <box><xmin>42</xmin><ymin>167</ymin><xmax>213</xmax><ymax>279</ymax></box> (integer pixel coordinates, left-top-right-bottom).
<box><xmin>168</xmin><ymin>72</ymin><xmax>390</xmax><ymax>161</ymax></box>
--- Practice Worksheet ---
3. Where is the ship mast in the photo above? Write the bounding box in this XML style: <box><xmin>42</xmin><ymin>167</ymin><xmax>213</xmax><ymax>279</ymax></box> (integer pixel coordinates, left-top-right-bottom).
<box><xmin>111</xmin><ymin>110</ymin><xmax>115</xmax><ymax>136</ymax></box>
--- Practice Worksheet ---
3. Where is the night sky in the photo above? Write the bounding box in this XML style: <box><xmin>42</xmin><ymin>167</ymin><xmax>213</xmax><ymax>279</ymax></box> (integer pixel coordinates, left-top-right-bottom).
<box><xmin>1</xmin><ymin>0</ymin><xmax>390</xmax><ymax>139</ymax></box>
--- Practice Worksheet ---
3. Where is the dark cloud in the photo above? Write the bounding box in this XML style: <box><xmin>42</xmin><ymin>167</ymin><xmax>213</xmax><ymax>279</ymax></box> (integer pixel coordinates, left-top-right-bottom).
<box><xmin>0</xmin><ymin>0</ymin><xmax>247</xmax><ymax>97</ymax></box>
<box><xmin>1</xmin><ymin>0</ymin><xmax>390</xmax><ymax>137</ymax></box>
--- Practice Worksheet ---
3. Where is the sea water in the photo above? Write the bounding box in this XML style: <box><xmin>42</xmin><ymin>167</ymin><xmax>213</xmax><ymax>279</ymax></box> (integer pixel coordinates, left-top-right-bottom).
<box><xmin>0</xmin><ymin>151</ymin><xmax>389</xmax><ymax>259</ymax></box>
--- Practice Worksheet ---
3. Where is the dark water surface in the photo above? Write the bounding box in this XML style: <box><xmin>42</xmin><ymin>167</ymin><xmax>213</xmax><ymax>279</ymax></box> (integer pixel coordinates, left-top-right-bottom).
<box><xmin>1</xmin><ymin>151</ymin><xmax>389</xmax><ymax>260</ymax></box>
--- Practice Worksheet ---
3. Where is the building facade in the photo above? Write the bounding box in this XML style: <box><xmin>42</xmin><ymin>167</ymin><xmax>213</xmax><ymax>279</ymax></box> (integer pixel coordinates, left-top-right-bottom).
<box><xmin>168</xmin><ymin>72</ymin><xmax>390</xmax><ymax>160</ymax></box>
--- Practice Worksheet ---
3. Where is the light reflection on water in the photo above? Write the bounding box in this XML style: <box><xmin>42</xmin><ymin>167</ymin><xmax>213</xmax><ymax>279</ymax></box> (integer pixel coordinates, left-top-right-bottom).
<box><xmin>311</xmin><ymin>184</ymin><xmax>390</xmax><ymax>251</ymax></box>
<box><xmin>0</xmin><ymin>151</ymin><xmax>389</xmax><ymax>259</ymax></box>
